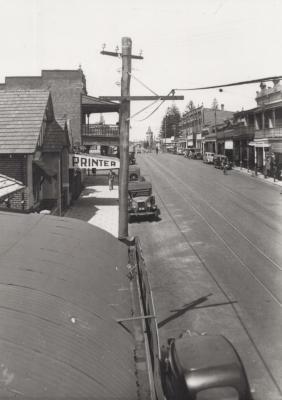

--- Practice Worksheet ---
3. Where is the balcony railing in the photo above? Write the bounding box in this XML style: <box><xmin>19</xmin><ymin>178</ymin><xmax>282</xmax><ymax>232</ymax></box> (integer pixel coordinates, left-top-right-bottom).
<box><xmin>254</xmin><ymin>126</ymin><xmax>282</xmax><ymax>139</ymax></box>
<box><xmin>82</xmin><ymin>124</ymin><xmax>119</xmax><ymax>137</ymax></box>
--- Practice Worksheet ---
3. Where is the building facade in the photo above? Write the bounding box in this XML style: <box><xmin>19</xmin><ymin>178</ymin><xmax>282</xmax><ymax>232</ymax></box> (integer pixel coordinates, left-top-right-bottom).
<box><xmin>0</xmin><ymin>90</ymin><xmax>70</xmax><ymax>213</ymax></box>
<box><xmin>180</xmin><ymin>105</ymin><xmax>234</xmax><ymax>153</ymax></box>
<box><xmin>220</xmin><ymin>80</ymin><xmax>282</xmax><ymax>175</ymax></box>
<box><xmin>0</xmin><ymin>69</ymin><xmax>120</xmax><ymax>150</ymax></box>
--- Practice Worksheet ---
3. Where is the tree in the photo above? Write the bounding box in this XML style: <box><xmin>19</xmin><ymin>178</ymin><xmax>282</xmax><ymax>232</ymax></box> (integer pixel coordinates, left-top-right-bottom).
<box><xmin>185</xmin><ymin>100</ymin><xmax>195</xmax><ymax>112</ymax></box>
<box><xmin>160</xmin><ymin>105</ymin><xmax>181</xmax><ymax>138</ymax></box>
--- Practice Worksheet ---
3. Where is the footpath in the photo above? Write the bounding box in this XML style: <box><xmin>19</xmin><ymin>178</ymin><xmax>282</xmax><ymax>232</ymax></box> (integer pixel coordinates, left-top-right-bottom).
<box><xmin>64</xmin><ymin>174</ymin><xmax>119</xmax><ymax>237</ymax></box>
<box><xmin>233</xmin><ymin>166</ymin><xmax>282</xmax><ymax>188</ymax></box>
<box><xmin>64</xmin><ymin>166</ymin><xmax>282</xmax><ymax>237</ymax></box>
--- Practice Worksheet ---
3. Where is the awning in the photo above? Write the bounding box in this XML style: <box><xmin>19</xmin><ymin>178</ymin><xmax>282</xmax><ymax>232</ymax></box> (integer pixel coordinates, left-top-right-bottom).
<box><xmin>248</xmin><ymin>141</ymin><xmax>270</xmax><ymax>148</ymax></box>
<box><xmin>271</xmin><ymin>142</ymin><xmax>282</xmax><ymax>153</ymax></box>
<box><xmin>33</xmin><ymin>159</ymin><xmax>57</xmax><ymax>177</ymax></box>
<box><xmin>82</xmin><ymin>94</ymin><xmax>119</xmax><ymax>113</ymax></box>
<box><xmin>0</xmin><ymin>174</ymin><xmax>25</xmax><ymax>200</ymax></box>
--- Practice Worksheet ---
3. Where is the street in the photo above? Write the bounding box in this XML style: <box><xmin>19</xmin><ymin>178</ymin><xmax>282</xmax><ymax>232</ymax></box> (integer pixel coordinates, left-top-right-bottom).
<box><xmin>129</xmin><ymin>153</ymin><xmax>282</xmax><ymax>400</ymax></box>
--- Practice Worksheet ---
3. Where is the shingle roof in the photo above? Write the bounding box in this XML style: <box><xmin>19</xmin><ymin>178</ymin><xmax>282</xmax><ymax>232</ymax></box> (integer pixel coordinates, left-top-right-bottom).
<box><xmin>43</xmin><ymin>120</ymin><xmax>69</xmax><ymax>152</ymax></box>
<box><xmin>0</xmin><ymin>90</ymin><xmax>50</xmax><ymax>154</ymax></box>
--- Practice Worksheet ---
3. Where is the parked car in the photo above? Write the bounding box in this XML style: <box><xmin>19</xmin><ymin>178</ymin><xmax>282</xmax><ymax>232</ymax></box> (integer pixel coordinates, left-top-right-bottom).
<box><xmin>191</xmin><ymin>152</ymin><xmax>203</xmax><ymax>160</ymax></box>
<box><xmin>213</xmin><ymin>154</ymin><xmax>232</xmax><ymax>169</ymax></box>
<box><xmin>184</xmin><ymin>148</ymin><xmax>201</xmax><ymax>159</ymax></box>
<box><xmin>128</xmin><ymin>179</ymin><xmax>160</xmax><ymax>222</ymax></box>
<box><xmin>203</xmin><ymin>152</ymin><xmax>215</xmax><ymax>164</ymax></box>
<box><xmin>176</xmin><ymin>147</ymin><xmax>185</xmax><ymax>155</ymax></box>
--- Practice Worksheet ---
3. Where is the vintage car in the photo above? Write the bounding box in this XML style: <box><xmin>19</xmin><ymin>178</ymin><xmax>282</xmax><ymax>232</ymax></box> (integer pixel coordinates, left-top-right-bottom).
<box><xmin>129</xmin><ymin>151</ymin><xmax>136</xmax><ymax>165</ymax></box>
<box><xmin>129</xmin><ymin>164</ymin><xmax>141</xmax><ymax>181</ymax></box>
<box><xmin>176</xmin><ymin>147</ymin><xmax>185</xmax><ymax>155</ymax></box>
<box><xmin>128</xmin><ymin>179</ymin><xmax>160</xmax><ymax>221</ymax></box>
<box><xmin>203</xmin><ymin>151</ymin><xmax>215</xmax><ymax>164</ymax></box>
<box><xmin>213</xmin><ymin>154</ymin><xmax>232</xmax><ymax>169</ymax></box>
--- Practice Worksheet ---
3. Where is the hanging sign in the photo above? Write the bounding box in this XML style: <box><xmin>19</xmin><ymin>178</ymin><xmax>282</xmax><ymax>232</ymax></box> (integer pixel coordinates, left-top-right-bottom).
<box><xmin>69</xmin><ymin>154</ymin><xmax>120</xmax><ymax>170</ymax></box>
<box><xmin>225</xmin><ymin>140</ymin><xmax>233</xmax><ymax>150</ymax></box>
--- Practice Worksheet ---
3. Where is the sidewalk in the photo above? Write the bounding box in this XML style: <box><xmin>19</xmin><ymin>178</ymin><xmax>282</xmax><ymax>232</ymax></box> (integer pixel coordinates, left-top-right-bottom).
<box><xmin>64</xmin><ymin>175</ymin><xmax>119</xmax><ymax>237</ymax></box>
<box><xmin>233</xmin><ymin>166</ymin><xmax>282</xmax><ymax>188</ymax></box>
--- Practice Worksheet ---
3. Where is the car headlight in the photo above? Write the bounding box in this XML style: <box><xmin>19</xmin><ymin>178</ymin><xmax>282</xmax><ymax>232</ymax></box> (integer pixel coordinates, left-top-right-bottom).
<box><xmin>146</xmin><ymin>200</ymin><xmax>151</xmax><ymax>208</ymax></box>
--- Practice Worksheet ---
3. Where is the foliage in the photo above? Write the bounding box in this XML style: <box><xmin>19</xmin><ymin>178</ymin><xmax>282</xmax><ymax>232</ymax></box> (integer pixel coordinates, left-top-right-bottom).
<box><xmin>160</xmin><ymin>105</ymin><xmax>181</xmax><ymax>138</ymax></box>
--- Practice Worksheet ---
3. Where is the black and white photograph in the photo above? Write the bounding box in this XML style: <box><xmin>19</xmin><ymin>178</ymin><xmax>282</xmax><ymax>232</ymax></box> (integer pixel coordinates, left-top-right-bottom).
<box><xmin>0</xmin><ymin>0</ymin><xmax>281</xmax><ymax>399</ymax></box>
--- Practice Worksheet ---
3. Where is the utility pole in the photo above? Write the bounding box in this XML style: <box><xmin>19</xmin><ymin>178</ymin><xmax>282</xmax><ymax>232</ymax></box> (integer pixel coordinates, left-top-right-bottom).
<box><xmin>119</xmin><ymin>37</ymin><xmax>131</xmax><ymax>239</ymax></box>
<box><xmin>101</xmin><ymin>38</ymin><xmax>184</xmax><ymax>240</ymax></box>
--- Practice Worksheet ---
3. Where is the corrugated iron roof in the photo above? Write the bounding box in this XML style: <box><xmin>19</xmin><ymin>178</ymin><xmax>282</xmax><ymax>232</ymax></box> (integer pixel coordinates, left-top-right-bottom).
<box><xmin>0</xmin><ymin>174</ymin><xmax>25</xmax><ymax>200</ymax></box>
<box><xmin>0</xmin><ymin>212</ymin><xmax>138</xmax><ymax>399</ymax></box>
<box><xmin>82</xmin><ymin>94</ymin><xmax>119</xmax><ymax>113</ymax></box>
<box><xmin>0</xmin><ymin>90</ymin><xmax>50</xmax><ymax>154</ymax></box>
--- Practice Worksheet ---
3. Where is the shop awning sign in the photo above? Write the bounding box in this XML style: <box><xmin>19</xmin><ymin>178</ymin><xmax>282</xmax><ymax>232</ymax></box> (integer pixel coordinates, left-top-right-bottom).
<box><xmin>69</xmin><ymin>154</ymin><xmax>120</xmax><ymax>170</ymax></box>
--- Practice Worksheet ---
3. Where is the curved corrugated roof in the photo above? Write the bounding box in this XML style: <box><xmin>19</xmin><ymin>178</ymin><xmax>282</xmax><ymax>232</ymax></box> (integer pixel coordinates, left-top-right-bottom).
<box><xmin>0</xmin><ymin>212</ymin><xmax>138</xmax><ymax>399</ymax></box>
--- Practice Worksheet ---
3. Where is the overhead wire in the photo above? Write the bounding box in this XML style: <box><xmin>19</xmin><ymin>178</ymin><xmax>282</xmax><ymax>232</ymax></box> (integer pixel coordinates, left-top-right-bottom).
<box><xmin>172</xmin><ymin>75</ymin><xmax>282</xmax><ymax>91</ymax></box>
<box><xmin>137</xmin><ymin>90</ymin><xmax>174</xmax><ymax>122</ymax></box>
<box><xmin>128</xmin><ymin>98</ymin><xmax>160</xmax><ymax>121</ymax></box>
<box><xmin>128</xmin><ymin>72</ymin><xmax>159</xmax><ymax>96</ymax></box>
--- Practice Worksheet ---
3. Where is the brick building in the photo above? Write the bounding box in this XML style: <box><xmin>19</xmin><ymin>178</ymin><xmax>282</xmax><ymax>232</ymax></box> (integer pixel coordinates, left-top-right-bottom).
<box><xmin>0</xmin><ymin>90</ymin><xmax>70</xmax><ymax>212</ymax></box>
<box><xmin>180</xmin><ymin>105</ymin><xmax>234</xmax><ymax>153</ymax></box>
<box><xmin>0</xmin><ymin>69</ymin><xmax>120</xmax><ymax>149</ymax></box>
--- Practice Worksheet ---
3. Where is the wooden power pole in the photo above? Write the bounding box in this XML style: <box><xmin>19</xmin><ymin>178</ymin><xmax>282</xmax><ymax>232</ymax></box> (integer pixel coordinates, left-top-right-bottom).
<box><xmin>119</xmin><ymin>37</ymin><xmax>132</xmax><ymax>239</ymax></box>
<box><xmin>101</xmin><ymin>37</ymin><xmax>184</xmax><ymax>240</ymax></box>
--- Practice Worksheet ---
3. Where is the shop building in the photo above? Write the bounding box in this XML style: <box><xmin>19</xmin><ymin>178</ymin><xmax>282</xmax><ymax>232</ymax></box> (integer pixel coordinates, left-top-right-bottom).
<box><xmin>226</xmin><ymin>80</ymin><xmax>282</xmax><ymax>175</ymax></box>
<box><xmin>0</xmin><ymin>69</ymin><xmax>120</xmax><ymax>151</ymax></box>
<box><xmin>180</xmin><ymin>105</ymin><xmax>234</xmax><ymax>153</ymax></box>
<box><xmin>0</xmin><ymin>90</ymin><xmax>70</xmax><ymax>213</ymax></box>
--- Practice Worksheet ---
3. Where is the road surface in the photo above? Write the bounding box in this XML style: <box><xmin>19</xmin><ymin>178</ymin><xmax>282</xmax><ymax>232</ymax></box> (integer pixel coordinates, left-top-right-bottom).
<box><xmin>129</xmin><ymin>153</ymin><xmax>282</xmax><ymax>400</ymax></box>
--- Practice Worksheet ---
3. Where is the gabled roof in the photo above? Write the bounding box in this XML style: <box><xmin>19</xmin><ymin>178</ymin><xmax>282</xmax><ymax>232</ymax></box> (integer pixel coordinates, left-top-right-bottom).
<box><xmin>43</xmin><ymin>120</ymin><xmax>70</xmax><ymax>152</ymax></box>
<box><xmin>0</xmin><ymin>90</ymin><xmax>50</xmax><ymax>154</ymax></box>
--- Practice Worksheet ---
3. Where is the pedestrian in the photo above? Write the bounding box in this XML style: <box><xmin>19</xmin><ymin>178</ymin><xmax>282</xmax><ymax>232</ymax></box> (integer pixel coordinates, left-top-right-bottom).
<box><xmin>273</xmin><ymin>160</ymin><xmax>278</xmax><ymax>182</ymax></box>
<box><xmin>108</xmin><ymin>169</ymin><xmax>115</xmax><ymax>190</ymax></box>
<box><xmin>156</xmin><ymin>147</ymin><xmax>159</xmax><ymax>155</ymax></box>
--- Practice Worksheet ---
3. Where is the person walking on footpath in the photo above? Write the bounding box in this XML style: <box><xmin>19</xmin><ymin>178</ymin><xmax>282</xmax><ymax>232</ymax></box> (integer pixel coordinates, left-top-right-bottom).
<box><xmin>156</xmin><ymin>147</ymin><xmax>159</xmax><ymax>155</ymax></box>
<box><xmin>108</xmin><ymin>169</ymin><xmax>115</xmax><ymax>191</ymax></box>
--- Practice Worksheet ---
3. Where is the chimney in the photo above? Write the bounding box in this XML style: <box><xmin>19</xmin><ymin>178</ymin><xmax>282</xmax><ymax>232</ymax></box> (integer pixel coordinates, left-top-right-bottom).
<box><xmin>221</xmin><ymin>104</ymin><xmax>224</xmax><ymax>111</ymax></box>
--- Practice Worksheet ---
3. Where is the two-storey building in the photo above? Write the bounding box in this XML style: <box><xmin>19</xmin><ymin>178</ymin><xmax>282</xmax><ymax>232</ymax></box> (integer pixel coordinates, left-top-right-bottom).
<box><xmin>229</xmin><ymin>80</ymin><xmax>282</xmax><ymax>174</ymax></box>
<box><xmin>180</xmin><ymin>105</ymin><xmax>234</xmax><ymax>153</ymax></box>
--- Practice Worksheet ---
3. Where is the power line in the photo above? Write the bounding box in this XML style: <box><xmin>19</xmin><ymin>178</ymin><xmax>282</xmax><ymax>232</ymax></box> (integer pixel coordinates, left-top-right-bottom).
<box><xmin>173</xmin><ymin>75</ymin><xmax>282</xmax><ymax>91</ymax></box>
<box><xmin>128</xmin><ymin>72</ymin><xmax>159</xmax><ymax>96</ymax></box>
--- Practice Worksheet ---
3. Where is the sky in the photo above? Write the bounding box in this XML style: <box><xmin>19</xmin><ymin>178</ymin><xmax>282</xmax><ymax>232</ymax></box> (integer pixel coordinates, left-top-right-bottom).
<box><xmin>1</xmin><ymin>0</ymin><xmax>282</xmax><ymax>141</ymax></box>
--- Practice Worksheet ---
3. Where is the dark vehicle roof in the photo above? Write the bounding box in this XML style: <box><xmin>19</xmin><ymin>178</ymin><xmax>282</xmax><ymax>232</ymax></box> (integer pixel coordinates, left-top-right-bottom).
<box><xmin>129</xmin><ymin>165</ymin><xmax>140</xmax><ymax>174</ymax></box>
<box><xmin>0</xmin><ymin>212</ymin><xmax>138</xmax><ymax>399</ymax></box>
<box><xmin>128</xmin><ymin>179</ymin><xmax>152</xmax><ymax>192</ymax></box>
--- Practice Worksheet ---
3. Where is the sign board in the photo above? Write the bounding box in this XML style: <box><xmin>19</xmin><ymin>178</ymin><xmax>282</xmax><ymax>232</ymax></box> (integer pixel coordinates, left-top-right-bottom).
<box><xmin>225</xmin><ymin>140</ymin><xmax>234</xmax><ymax>150</ymax></box>
<box><xmin>69</xmin><ymin>154</ymin><xmax>120</xmax><ymax>170</ymax></box>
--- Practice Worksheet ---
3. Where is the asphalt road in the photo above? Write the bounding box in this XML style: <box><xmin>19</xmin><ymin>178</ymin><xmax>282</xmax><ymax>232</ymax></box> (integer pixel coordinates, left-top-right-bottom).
<box><xmin>129</xmin><ymin>153</ymin><xmax>282</xmax><ymax>400</ymax></box>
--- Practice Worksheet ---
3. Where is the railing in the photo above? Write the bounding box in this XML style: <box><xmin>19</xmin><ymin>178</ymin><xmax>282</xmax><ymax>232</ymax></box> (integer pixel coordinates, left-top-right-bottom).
<box><xmin>254</xmin><ymin>126</ymin><xmax>282</xmax><ymax>139</ymax></box>
<box><xmin>82</xmin><ymin>124</ymin><xmax>119</xmax><ymax>137</ymax></box>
